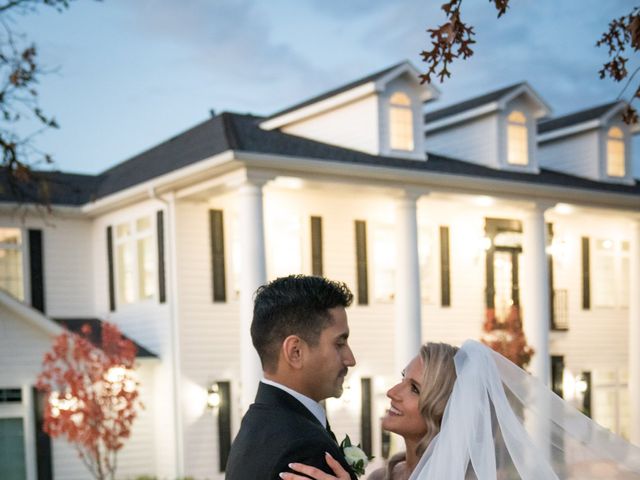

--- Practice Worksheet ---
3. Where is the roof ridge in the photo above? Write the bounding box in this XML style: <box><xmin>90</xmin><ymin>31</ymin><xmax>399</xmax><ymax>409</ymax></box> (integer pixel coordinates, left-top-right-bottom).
<box><xmin>220</xmin><ymin>112</ymin><xmax>240</xmax><ymax>150</ymax></box>
<box><xmin>265</xmin><ymin>60</ymin><xmax>409</xmax><ymax>120</ymax></box>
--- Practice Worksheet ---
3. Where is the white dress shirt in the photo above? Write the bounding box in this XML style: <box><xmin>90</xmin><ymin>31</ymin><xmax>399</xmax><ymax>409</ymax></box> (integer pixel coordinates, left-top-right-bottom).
<box><xmin>261</xmin><ymin>378</ymin><xmax>327</xmax><ymax>428</ymax></box>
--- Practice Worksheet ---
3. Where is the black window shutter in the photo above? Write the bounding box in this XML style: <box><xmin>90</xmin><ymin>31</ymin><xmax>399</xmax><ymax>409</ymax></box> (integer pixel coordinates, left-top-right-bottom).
<box><xmin>360</xmin><ymin>377</ymin><xmax>372</xmax><ymax>457</ymax></box>
<box><xmin>218</xmin><ymin>381</ymin><xmax>232</xmax><ymax>472</ymax></box>
<box><xmin>354</xmin><ymin>220</ymin><xmax>368</xmax><ymax>305</ymax></box>
<box><xmin>439</xmin><ymin>226</ymin><xmax>451</xmax><ymax>307</ymax></box>
<box><xmin>210</xmin><ymin>210</ymin><xmax>226</xmax><ymax>302</ymax></box>
<box><xmin>28</xmin><ymin>229</ymin><xmax>45</xmax><ymax>313</ymax></box>
<box><xmin>157</xmin><ymin>210</ymin><xmax>167</xmax><ymax>303</ymax></box>
<box><xmin>107</xmin><ymin>226</ymin><xmax>116</xmax><ymax>311</ymax></box>
<box><xmin>32</xmin><ymin>386</ymin><xmax>53</xmax><ymax>480</ymax></box>
<box><xmin>550</xmin><ymin>355</ymin><xmax>564</xmax><ymax>398</ymax></box>
<box><xmin>310</xmin><ymin>216</ymin><xmax>323</xmax><ymax>276</ymax></box>
<box><xmin>581</xmin><ymin>236</ymin><xmax>590</xmax><ymax>310</ymax></box>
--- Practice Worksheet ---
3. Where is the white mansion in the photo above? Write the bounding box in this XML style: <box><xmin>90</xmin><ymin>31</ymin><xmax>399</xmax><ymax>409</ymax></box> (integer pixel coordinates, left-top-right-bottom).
<box><xmin>0</xmin><ymin>61</ymin><xmax>638</xmax><ymax>479</ymax></box>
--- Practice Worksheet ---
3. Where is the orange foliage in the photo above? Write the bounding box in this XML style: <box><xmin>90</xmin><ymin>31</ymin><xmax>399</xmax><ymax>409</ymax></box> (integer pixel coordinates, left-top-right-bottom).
<box><xmin>481</xmin><ymin>306</ymin><xmax>534</xmax><ymax>368</ymax></box>
<box><xmin>36</xmin><ymin>322</ymin><xmax>142</xmax><ymax>480</ymax></box>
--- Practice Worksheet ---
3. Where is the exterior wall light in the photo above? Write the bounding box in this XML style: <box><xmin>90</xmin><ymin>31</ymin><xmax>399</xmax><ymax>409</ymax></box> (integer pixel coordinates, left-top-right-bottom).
<box><xmin>207</xmin><ymin>383</ymin><xmax>222</xmax><ymax>409</ymax></box>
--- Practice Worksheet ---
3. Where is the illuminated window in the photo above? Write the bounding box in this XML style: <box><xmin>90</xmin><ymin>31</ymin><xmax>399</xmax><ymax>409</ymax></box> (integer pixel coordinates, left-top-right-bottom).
<box><xmin>418</xmin><ymin>226</ymin><xmax>436</xmax><ymax>303</ymax></box>
<box><xmin>115</xmin><ymin>216</ymin><xmax>155</xmax><ymax>304</ymax></box>
<box><xmin>0</xmin><ymin>228</ymin><xmax>23</xmax><ymax>300</ymax></box>
<box><xmin>373</xmin><ymin>226</ymin><xmax>396</xmax><ymax>301</ymax></box>
<box><xmin>606</xmin><ymin>127</ymin><xmax>625</xmax><ymax>177</ymax></box>
<box><xmin>593</xmin><ymin>369</ymin><xmax>629</xmax><ymax>439</ymax></box>
<box><xmin>389</xmin><ymin>92</ymin><xmax>414</xmax><ymax>151</ymax></box>
<box><xmin>507</xmin><ymin>110</ymin><xmax>528</xmax><ymax>166</ymax></box>
<box><xmin>592</xmin><ymin>239</ymin><xmax>629</xmax><ymax>308</ymax></box>
<box><xmin>269</xmin><ymin>215</ymin><xmax>302</xmax><ymax>279</ymax></box>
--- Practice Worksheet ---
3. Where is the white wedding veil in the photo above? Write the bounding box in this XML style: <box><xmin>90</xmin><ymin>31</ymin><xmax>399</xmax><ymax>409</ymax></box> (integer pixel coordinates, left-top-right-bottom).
<box><xmin>409</xmin><ymin>340</ymin><xmax>640</xmax><ymax>480</ymax></box>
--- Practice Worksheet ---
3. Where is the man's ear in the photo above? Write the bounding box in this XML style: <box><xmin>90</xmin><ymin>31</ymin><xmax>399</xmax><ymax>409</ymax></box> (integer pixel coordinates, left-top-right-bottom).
<box><xmin>282</xmin><ymin>335</ymin><xmax>305</xmax><ymax>369</ymax></box>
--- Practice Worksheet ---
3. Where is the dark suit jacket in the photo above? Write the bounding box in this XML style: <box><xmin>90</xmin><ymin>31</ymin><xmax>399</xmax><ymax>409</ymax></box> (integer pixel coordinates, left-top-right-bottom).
<box><xmin>225</xmin><ymin>382</ymin><xmax>357</xmax><ymax>480</ymax></box>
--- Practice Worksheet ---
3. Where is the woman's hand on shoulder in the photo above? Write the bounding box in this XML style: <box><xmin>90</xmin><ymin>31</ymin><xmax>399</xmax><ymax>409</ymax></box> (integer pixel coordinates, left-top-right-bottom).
<box><xmin>279</xmin><ymin>452</ymin><xmax>351</xmax><ymax>480</ymax></box>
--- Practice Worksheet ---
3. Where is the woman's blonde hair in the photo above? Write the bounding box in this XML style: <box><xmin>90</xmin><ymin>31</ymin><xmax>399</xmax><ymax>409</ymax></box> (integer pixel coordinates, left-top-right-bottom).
<box><xmin>385</xmin><ymin>342</ymin><xmax>459</xmax><ymax>479</ymax></box>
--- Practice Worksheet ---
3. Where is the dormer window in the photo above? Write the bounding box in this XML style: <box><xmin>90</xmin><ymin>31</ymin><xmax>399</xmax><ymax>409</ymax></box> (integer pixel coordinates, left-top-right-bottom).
<box><xmin>606</xmin><ymin>126</ymin><xmax>625</xmax><ymax>177</ymax></box>
<box><xmin>389</xmin><ymin>92</ymin><xmax>414</xmax><ymax>151</ymax></box>
<box><xmin>507</xmin><ymin>110</ymin><xmax>528</xmax><ymax>166</ymax></box>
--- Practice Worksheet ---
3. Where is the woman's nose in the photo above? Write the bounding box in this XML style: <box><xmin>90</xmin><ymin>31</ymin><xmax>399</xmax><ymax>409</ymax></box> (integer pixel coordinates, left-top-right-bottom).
<box><xmin>387</xmin><ymin>383</ymin><xmax>401</xmax><ymax>400</ymax></box>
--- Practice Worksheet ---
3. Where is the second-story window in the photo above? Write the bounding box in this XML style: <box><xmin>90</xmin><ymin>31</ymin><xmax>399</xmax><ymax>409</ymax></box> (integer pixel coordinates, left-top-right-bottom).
<box><xmin>389</xmin><ymin>92</ymin><xmax>414</xmax><ymax>151</ymax></box>
<box><xmin>115</xmin><ymin>216</ymin><xmax>155</xmax><ymax>305</ymax></box>
<box><xmin>606</xmin><ymin>126</ymin><xmax>625</xmax><ymax>177</ymax></box>
<box><xmin>507</xmin><ymin>110</ymin><xmax>528</xmax><ymax>166</ymax></box>
<box><xmin>0</xmin><ymin>228</ymin><xmax>23</xmax><ymax>300</ymax></box>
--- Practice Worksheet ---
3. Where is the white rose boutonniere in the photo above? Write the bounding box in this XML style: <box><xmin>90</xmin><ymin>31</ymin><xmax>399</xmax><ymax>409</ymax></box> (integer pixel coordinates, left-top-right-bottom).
<box><xmin>339</xmin><ymin>435</ymin><xmax>373</xmax><ymax>477</ymax></box>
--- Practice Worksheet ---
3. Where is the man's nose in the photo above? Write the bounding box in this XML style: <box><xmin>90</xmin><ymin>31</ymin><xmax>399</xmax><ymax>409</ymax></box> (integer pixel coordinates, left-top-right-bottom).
<box><xmin>344</xmin><ymin>345</ymin><xmax>356</xmax><ymax>367</ymax></box>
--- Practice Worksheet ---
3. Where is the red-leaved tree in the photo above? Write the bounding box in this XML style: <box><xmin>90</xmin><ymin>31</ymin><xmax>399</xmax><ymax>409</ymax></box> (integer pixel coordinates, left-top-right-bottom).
<box><xmin>481</xmin><ymin>306</ymin><xmax>534</xmax><ymax>368</ymax></box>
<box><xmin>36</xmin><ymin>322</ymin><xmax>142</xmax><ymax>480</ymax></box>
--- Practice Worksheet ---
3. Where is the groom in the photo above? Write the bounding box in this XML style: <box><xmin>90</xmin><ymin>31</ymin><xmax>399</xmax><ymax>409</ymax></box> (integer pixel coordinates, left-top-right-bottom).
<box><xmin>226</xmin><ymin>275</ymin><xmax>358</xmax><ymax>480</ymax></box>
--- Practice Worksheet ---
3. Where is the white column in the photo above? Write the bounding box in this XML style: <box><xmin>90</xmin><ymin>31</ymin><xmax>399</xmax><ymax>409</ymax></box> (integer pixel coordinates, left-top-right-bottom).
<box><xmin>521</xmin><ymin>203</ymin><xmax>551</xmax><ymax>385</ymax></box>
<box><xmin>629</xmin><ymin>218</ymin><xmax>640</xmax><ymax>445</ymax></box>
<box><xmin>394</xmin><ymin>190</ymin><xmax>423</xmax><ymax>374</ymax></box>
<box><xmin>238</xmin><ymin>180</ymin><xmax>268</xmax><ymax>413</ymax></box>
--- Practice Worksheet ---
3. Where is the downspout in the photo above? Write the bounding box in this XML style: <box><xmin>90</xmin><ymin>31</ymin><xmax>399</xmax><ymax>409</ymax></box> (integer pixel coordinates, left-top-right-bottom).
<box><xmin>149</xmin><ymin>186</ymin><xmax>185</xmax><ymax>477</ymax></box>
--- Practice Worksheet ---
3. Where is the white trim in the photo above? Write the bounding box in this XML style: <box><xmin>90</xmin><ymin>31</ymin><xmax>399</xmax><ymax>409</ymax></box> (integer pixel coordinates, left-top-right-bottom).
<box><xmin>499</xmin><ymin>83</ymin><xmax>552</xmax><ymax>118</ymax></box>
<box><xmin>259</xmin><ymin>83</ymin><xmax>377</xmax><ymax>130</ymax></box>
<box><xmin>22</xmin><ymin>384</ymin><xmax>37</xmax><ymax>480</ymax></box>
<box><xmin>81</xmin><ymin>150</ymin><xmax>237</xmax><ymax>216</ymax></box>
<box><xmin>234</xmin><ymin>151</ymin><xmax>640</xmax><ymax>211</ymax></box>
<box><xmin>537</xmin><ymin>120</ymin><xmax>600</xmax><ymax>143</ymax></box>
<box><xmin>424</xmin><ymin>102</ymin><xmax>499</xmax><ymax>132</ymax></box>
<box><xmin>0</xmin><ymin>289</ymin><xmax>62</xmax><ymax>336</ymax></box>
<box><xmin>374</xmin><ymin>63</ymin><xmax>440</xmax><ymax>102</ymax></box>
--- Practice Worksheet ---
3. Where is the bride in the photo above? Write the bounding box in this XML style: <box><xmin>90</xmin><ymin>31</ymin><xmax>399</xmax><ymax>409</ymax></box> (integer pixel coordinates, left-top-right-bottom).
<box><xmin>280</xmin><ymin>340</ymin><xmax>640</xmax><ymax>479</ymax></box>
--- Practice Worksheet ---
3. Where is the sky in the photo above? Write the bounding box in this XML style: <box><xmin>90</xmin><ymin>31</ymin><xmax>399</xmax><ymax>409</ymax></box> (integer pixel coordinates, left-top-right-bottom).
<box><xmin>11</xmin><ymin>0</ymin><xmax>640</xmax><ymax>177</ymax></box>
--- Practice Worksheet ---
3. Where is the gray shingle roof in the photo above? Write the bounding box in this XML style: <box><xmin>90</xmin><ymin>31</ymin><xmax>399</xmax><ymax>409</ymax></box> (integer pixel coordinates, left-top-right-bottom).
<box><xmin>537</xmin><ymin>102</ymin><xmax>620</xmax><ymax>134</ymax></box>
<box><xmin>265</xmin><ymin>62</ymin><xmax>406</xmax><ymax>120</ymax></box>
<box><xmin>424</xmin><ymin>83</ymin><xmax>525</xmax><ymax>124</ymax></box>
<box><xmin>0</xmin><ymin>169</ymin><xmax>101</xmax><ymax>206</ymax></box>
<box><xmin>4</xmin><ymin>108</ymin><xmax>638</xmax><ymax>207</ymax></box>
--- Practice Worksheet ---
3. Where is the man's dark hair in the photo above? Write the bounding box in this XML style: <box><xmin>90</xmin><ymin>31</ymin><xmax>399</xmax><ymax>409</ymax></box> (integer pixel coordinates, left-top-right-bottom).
<box><xmin>251</xmin><ymin>275</ymin><xmax>353</xmax><ymax>372</ymax></box>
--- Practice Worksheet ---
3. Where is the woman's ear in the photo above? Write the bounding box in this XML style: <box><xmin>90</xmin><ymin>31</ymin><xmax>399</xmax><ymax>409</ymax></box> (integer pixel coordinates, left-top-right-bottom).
<box><xmin>282</xmin><ymin>335</ymin><xmax>305</xmax><ymax>369</ymax></box>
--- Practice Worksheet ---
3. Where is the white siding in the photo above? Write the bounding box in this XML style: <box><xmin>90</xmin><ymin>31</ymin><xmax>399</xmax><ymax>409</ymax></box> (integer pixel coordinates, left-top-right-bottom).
<box><xmin>425</xmin><ymin>114</ymin><xmax>500</xmax><ymax>168</ymax></box>
<box><xmin>282</xmin><ymin>94</ymin><xmax>380</xmax><ymax>155</ymax></box>
<box><xmin>0</xmin><ymin>305</ymin><xmax>158</xmax><ymax>480</ymax></box>
<box><xmin>538</xmin><ymin>130</ymin><xmax>600</xmax><ymax>180</ymax></box>
<box><xmin>0</xmin><ymin>213</ymin><xmax>94</xmax><ymax>317</ymax></box>
<box><xmin>92</xmin><ymin>199</ymin><xmax>170</xmax><ymax>357</ymax></box>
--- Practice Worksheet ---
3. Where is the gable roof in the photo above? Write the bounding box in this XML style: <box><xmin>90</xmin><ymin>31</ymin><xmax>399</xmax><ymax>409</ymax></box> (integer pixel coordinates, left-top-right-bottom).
<box><xmin>265</xmin><ymin>62</ymin><xmax>405</xmax><ymax>120</ymax></box>
<box><xmin>424</xmin><ymin>83</ymin><xmax>525</xmax><ymax>124</ymax></box>
<box><xmin>7</xmin><ymin>109</ymin><xmax>639</xmax><ymax>209</ymax></box>
<box><xmin>537</xmin><ymin>101</ymin><xmax>620</xmax><ymax>134</ymax></box>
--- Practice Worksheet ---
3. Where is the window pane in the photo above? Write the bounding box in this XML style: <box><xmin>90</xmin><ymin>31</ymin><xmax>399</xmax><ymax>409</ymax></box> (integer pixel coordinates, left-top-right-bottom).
<box><xmin>419</xmin><ymin>227</ymin><xmax>435</xmax><ymax>303</ymax></box>
<box><xmin>390</xmin><ymin>92</ymin><xmax>411</xmax><ymax>106</ymax></box>
<box><xmin>270</xmin><ymin>216</ymin><xmax>302</xmax><ymax>278</ymax></box>
<box><xmin>390</xmin><ymin>107</ymin><xmax>414</xmax><ymax>151</ymax></box>
<box><xmin>117</xmin><ymin>243</ymin><xmax>135</xmax><ymax>304</ymax></box>
<box><xmin>0</xmin><ymin>418</ymin><xmax>26</xmax><ymax>480</ymax></box>
<box><xmin>373</xmin><ymin>227</ymin><xmax>395</xmax><ymax>301</ymax></box>
<box><xmin>593</xmin><ymin>239</ymin><xmax>615</xmax><ymax>307</ymax></box>
<box><xmin>607</xmin><ymin>139</ymin><xmax>625</xmax><ymax>177</ymax></box>
<box><xmin>508</xmin><ymin>110</ymin><xmax>526</xmax><ymax>123</ymax></box>
<box><xmin>0</xmin><ymin>247</ymin><xmax>23</xmax><ymax>300</ymax></box>
<box><xmin>136</xmin><ymin>216</ymin><xmax>151</xmax><ymax>232</ymax></box>
<box><xmin>507</xmin><ymin>124</ymin><xmax>528</xmax><ymax>165</ymax></box>
<box><xmin>137</xmin><ymin>236</ymin><xmax>155</xmax><ymax>300</ymax></box>
<box><xmin>116</xmin><ymin>223</ymin><xmax>131</xmax><ymax>239</ymax></box>
<box><xmin>0</xmin><ymin>228</ymin><xmax>21</xmax><ymax>246</ymax></box>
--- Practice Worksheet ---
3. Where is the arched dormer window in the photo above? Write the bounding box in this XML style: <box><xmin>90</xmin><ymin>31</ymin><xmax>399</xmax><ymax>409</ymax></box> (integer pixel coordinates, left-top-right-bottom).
<box><xmin>507</xmin><ymin>110</ymin><xmax>528</xmax><ymax>166</ymax></box>
<box><xmin>389</xmin><ymin>92</ymin><xmax>414</xmax><ymax>151</ymax></box>
<box><xmin>606</xmin><ymin>126</ymin><xmax>625</xmax><ymax>177</ymax></box>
